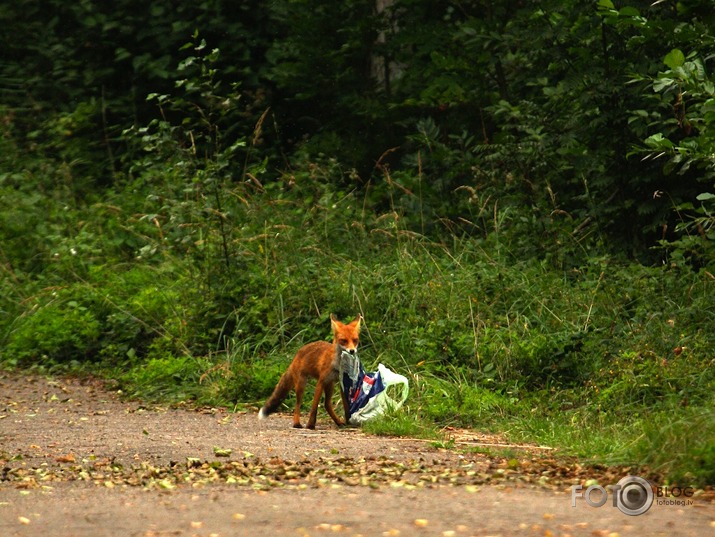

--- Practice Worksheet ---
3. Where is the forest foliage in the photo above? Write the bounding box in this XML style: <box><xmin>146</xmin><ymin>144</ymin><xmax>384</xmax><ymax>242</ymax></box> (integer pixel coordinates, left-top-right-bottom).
<box><xmin>1</xmin><ymin>1</ymin><xmax>714</xmax><ymax>485</ymax></box>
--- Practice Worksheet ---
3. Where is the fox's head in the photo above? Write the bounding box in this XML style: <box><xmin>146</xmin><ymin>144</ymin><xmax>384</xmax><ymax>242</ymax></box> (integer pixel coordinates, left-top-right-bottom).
<box><xmin>330</xmin><ymin>313</ymin><xmax>361</xmax><ymax>356</ymax></box>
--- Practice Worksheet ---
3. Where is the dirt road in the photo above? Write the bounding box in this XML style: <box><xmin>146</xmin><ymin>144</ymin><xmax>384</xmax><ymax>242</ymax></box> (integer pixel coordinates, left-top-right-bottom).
<box><xmin>1</xmin><ymin>373</ymin><xmax>713</xmax><ymax>536</ymax></box>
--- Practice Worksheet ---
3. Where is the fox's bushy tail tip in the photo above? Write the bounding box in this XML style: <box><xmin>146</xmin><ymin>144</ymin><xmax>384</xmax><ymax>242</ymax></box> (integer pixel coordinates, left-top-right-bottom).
<box><xmin>258</xmin><ymin>372</ymin><xmax>291</xmax><ymax>420</ymax></box>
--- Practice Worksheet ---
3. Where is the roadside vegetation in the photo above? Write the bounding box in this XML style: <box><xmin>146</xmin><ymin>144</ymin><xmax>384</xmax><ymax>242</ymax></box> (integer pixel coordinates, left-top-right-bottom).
<box><xmin>1</xmin><ymin>1</ymin><xmax>714</xmax><ymax>486</ymax></box>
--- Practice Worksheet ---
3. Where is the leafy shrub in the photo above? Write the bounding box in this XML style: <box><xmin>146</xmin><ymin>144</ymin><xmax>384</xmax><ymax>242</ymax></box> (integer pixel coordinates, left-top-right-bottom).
<box><xmin>636</xmin><ymin>48</ymin><xmax>715</xmax><ymax>269</ymax></box>
<box><xmin>3</xmin><ymin>291</ymin><xmax>101</xmax><ymax>366</ymax></box>
<box><xmin>117</xmin><ymin>355</ymin><xmax>208</xmax><ymax>402</ymax></box>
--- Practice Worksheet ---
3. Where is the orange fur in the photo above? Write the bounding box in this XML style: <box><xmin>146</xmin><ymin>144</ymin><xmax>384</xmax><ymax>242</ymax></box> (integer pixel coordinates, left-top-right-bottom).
<box><xmin>258</xmin><ymin>314</ymin><xmax>361</xmax><ymax>429</ymax></box>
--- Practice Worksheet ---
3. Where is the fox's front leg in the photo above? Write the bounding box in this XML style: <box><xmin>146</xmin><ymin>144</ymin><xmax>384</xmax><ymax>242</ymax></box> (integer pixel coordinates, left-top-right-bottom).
<box><xmin>340</xmin><ymin>389</ymin><xmax>350</xmax><ymax>425</ymax></box>
<box><xmin>306</xmin><ymin>382</ymin><xmax>324</xmax><ymax>430</ymax></box>
<box><xmin>323</xmin><ymin>382</ymin><xmax>346</xmax><ymax>427</ymax></box>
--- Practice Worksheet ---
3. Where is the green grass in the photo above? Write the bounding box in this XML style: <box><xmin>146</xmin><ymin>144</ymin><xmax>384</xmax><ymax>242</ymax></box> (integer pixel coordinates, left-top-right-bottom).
<box><xmin>629</xmin><ymin>405</ymin><xmax>715</xmax><ymax>485</ymax></box>
<box><xmin>361</xmin><ymin>408</ymin><xmax>441</xmax><ymax>440</ymax></box>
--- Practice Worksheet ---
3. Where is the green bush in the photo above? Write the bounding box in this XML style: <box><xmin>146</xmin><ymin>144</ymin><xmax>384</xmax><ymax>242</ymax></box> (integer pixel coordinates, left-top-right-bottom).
<box><xmin>117</xmin><ymin>354</ymin><xmax>207</xmax><ymax>402</ymax></box>
<box><xmin>3</xmin><ymin>291</ymin><xmax>101</xmax><ymax>366</ymax></box>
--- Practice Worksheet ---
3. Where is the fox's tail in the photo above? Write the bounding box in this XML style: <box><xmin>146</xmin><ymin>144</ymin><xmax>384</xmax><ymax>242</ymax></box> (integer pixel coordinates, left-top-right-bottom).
<box><xmin>258</xmin><ymin>372</ymin><xmax>293</xmax><ymax>420</ymax></box>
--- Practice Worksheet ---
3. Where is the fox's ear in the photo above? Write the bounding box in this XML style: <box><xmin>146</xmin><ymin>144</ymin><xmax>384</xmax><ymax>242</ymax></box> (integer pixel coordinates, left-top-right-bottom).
<box><xmin>330</xmin><ymin>313</ymin><xmax>340</xmax><ymax>330</ymax></box>
<box><xmin>352</xmin><ymin>314</ymin><xmax>362</xmax><ymax>328</ymax></box>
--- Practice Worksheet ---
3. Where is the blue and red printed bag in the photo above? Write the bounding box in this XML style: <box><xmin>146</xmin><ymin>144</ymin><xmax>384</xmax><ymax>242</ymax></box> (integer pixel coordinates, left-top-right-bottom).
<box><xmin>339</xmin><ymin>351</ymin><xmax>409</xmax><ymax>425</ymax></box>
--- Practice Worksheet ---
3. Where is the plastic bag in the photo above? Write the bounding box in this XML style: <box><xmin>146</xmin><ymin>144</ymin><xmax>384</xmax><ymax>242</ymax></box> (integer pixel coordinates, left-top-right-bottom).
<box><xmin>339</xmin><ymin>351</ymin><xmax>409</xmax><ymax>425</ymax></box>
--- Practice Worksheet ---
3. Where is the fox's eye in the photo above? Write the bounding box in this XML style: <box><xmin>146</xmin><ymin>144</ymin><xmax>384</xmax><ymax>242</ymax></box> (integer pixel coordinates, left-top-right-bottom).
<box><xmin>339</xmin><ymin>339</ymin><xmax>348</xmax><ymax>346</ymax></box>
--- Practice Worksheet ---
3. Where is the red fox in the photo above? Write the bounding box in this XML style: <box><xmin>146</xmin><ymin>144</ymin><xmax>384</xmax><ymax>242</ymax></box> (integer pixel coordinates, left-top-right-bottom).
<box><xmin>258</xmin><ymin>314</ymin><xmax>361</xmax><ymax>429</ymax></box>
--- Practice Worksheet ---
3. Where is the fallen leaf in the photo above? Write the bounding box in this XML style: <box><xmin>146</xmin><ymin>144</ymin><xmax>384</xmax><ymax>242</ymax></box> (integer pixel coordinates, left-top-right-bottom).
<box><xmin>18</xmin><ymin>516</ymin><xmax>31</xmax><ymax>525</ymax></box>
<box><xmin>414</xmin><ymin>518</ymin><xmax>429</xmax><ymax>527</ymax></box>
<box><xmin>213</xmin><ymin>446</ymin><xmax>232</xmax><ymax>457</ymax></box>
